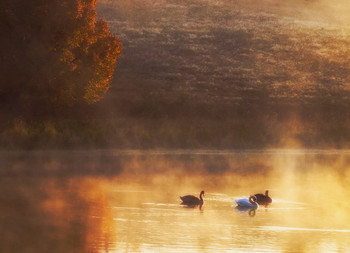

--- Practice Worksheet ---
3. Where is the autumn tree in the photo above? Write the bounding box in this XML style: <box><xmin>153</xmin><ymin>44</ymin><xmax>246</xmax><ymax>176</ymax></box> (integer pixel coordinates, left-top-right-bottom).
<box><xmin>0</xmin><ymin>0</ymin><xmax>121</xmax><ymax>115</ymax></box>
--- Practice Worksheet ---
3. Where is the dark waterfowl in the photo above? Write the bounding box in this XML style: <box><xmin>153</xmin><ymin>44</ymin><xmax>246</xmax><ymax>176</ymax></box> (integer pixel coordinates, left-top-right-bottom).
<box><xmin>180</xmin><ymin>190</ymin><xmax>204</xmax><ymax>206</ymax></box>
<box><xmin>254</xmin><ymin>190</ymin><xmax>272</xmax><ymax>205</ymax></box>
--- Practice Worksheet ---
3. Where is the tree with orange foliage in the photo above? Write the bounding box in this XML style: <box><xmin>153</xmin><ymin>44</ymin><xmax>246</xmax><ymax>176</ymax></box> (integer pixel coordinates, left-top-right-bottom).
<box><xmin>0</xmin><ymin>0</ymin><xmax>121</xmax><ymax>115</ymax></box>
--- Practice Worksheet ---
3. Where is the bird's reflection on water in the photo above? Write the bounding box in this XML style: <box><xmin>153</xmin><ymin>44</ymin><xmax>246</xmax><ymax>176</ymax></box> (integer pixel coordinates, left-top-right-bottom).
<box><xmin>0</xmin><ymin>177</ymin><xmax>114</xmax><ymax>253</ymax></box>
<box><xmin>235</xmin><ymin>205</ymin><xmax>257</xmax><ymax>217</ymax></box>
<box><xmin>181</xmin><ymin>203</ymin><xmax>204</xmax><ymax>212</ymax></box>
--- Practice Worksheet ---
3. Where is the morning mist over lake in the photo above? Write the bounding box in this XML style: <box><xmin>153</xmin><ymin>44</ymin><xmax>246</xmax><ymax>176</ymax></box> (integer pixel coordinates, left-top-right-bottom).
<box><xmin>1</xmin><ymin>0</ymin><xmax>350</xmax><ymax>252</ymax></box>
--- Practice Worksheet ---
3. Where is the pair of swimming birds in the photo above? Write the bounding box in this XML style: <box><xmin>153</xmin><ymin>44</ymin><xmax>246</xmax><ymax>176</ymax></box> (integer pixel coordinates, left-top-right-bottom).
<box><xmin>180</xmin><ymin>190</ymin><xmax>272</xmax><ymax>208</ymax></box>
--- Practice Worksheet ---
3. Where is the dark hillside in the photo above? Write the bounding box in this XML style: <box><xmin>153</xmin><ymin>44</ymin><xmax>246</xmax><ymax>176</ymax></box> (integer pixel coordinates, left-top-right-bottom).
<box><xmin>2</xmin><ymin>0</ymin><xmax>350</xmax><ymax>149</ymax></box>
<box><xmin>94</xmin><ymin>0</ymin><xmax>350</xmax><ymax>148</ymax></box>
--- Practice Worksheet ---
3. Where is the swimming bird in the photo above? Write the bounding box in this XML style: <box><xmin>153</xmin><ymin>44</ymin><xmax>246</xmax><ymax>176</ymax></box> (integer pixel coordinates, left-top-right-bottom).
<box><xmin>254</xmin><ymin>190</ymin><xmax>272</xmax><ymax>205</ymax></box>
<box><xmin>235</xmin><ymin>195</ymin><xmax>258</xmax><ymax>209</ymax></box>
<box><xmin>180</xmin><ymin>190</ymin><xmax>204</xmax><ymax>206</ymax></box>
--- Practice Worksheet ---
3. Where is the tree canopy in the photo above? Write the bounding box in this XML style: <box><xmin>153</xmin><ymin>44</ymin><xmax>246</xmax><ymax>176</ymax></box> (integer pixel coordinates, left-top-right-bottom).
<box><xmin>0</xmin><ymin>0</ymin><xmax>121</xmax><ymax>115</ymax></box>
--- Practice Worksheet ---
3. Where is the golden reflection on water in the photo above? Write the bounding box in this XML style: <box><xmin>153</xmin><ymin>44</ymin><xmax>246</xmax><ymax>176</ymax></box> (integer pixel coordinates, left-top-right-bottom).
<box><xmin>1</xmin><ymin>150</ymin><xmax>350</xmax><ymax>252</ymax></box>
<box><xmin>108</xmin><ymin>188</ymin><xmax>350</xmax><ymax>253</ymax></box>
<box><xmin>0</xmin><ymin>177</ymin><xmax>115</xmax><ymax>253</ymax></box>
<box><xmin>106</xmin><ymin>151</ymin><xmax>350</xmax><ymax>252</ymax></box>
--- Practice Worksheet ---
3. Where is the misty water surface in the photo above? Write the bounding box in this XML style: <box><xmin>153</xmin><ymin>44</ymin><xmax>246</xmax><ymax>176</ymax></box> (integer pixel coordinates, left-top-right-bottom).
<box><xmin>1</xmin><ymin>150</ymin><xmax>350</xmax><ymax>252</ymax></box>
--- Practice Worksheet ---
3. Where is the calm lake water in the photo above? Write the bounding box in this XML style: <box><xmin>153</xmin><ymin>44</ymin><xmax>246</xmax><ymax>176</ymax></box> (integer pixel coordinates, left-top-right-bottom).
<box><xmin>1</xmin><ymin>150</ymin><xmax>350</xmax><ymax>252</ymax></box>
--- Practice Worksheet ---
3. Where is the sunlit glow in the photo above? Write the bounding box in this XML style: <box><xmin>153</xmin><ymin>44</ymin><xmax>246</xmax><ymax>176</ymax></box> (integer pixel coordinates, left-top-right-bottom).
<box><xmin>261</xmin><ymin>226</ymin><xmax>350</xmax><ymax>233</ymax></box>
<box><xmin>1</xmin><ymin>150</ymin><xmax>350</xmax><ymax>252</ymax></box>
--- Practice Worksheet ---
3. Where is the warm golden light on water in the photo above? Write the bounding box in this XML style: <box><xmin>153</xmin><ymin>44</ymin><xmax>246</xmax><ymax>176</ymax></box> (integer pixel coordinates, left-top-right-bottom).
<box><xmin>100</xmin><ymin>150</ymin><xmax>350</xmax><ymax>252</ymax></box>
<box><xmin>1</xmin><ymin>150</ymin><xmax>350</xmax><ymax>252</ymax></box>
<box><xmin>0</xmin><ymin>177</ymin><xmax>115</xmax><ymax>253</ymax></box>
